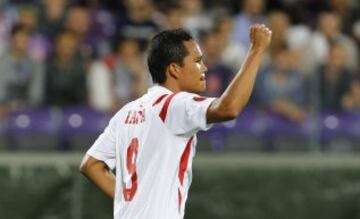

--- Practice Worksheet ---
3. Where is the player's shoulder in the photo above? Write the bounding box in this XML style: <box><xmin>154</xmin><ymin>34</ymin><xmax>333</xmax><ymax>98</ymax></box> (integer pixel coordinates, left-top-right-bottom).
<box><xmin>170</xmin><ymin>91</ymin><xmax>209</xmax><ymax>104</ymax></box>
<box><xmin>175</xmin><ymin>91</ymin><xmax>199</xmax><ymax>98</ymax></box>
<box><xmin>151</xmin><ymin>91</ymin><xmax>198</xmax><ymax>109</ymax></box>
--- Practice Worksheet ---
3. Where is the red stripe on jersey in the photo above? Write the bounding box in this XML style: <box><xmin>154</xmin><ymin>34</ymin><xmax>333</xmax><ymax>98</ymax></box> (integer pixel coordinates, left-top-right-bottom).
<box><xmin>159</xmin><ymin>93</ymin><xmax>177</xmax><ymax>122</ymax></box>
<box><xmin>152</xmin><ymin>94</ymin><xmax>168</xmax><ymax>106</ymax></box>
<box><xmin>178</xmin><ymin>136</ymin><xmax>194</xmax><ymax>185</ymax></box>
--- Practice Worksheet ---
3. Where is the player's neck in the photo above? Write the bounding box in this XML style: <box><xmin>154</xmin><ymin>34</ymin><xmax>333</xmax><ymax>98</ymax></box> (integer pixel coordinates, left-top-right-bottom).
<box><xmin>160</xmin><ymin>81</ymin><xmax>182</xmax><ymax>93</ymax></box>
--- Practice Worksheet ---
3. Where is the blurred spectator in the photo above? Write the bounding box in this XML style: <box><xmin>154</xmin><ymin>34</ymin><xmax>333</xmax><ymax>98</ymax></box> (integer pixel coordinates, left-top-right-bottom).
<box><xmin>231</xmin><ymin>0</ymin><xmax>266</xmax><ymax>48</ymax></box>
<box><xmin>44</xmin><ymin>30</ymin><xmax>87</xmax><ymax>106</ymax></box>
<box><xmin>0</xmin><ymin>0</ymin><xmax>358</xmax><ymax>151</ymax></box>
<box><xmin>0</xmin><ymin>3</ymin><xmax>16</xmax><ymax>55</ymax></box>
<box><xmin>354</xmin><ymin>19</ymin><xmax>360</xmax><ymax>46</ymax></box>
<box><xmin>0</xmin><ymin>1</ymin><xmax>358</xmax><ymax>121</ymax></box>
<box><xmin>267</xmin><ymin>11</ymin><xmax>289</xmax><ymax>54</ymax></box>
<box><xmin>65</xmin><ymin>6</ymin><xmax>94</xmax><ymax>61</ymax></box>
<box><xmin>267</xmin><ymin>10</ymin><xmax>314</xmax><ymax>76</ymax></box>
<box><xmin>38</xmin><ymin>0</ymin><xmax>68</xmax><ymax>40</ymax></box>
<box><xmin>179</xmin><ymin>0</ymin><xmax>213</xmax><ymax>40</ymax></box>
<box><xmin>213</xmin><ymin>14</ymin><xmax>247</xmax><ymax>72</ymax></box>
<box><xmin>88</xmin><ymin>38</ymin><xmax>149</xmax><ymax>112</ymax></box>
<box><xmin>0</xmin><ymin>24</ymin><xmax>44</xmax><ymax>117</ymax></box>
<box><xmin>114</xmin><ymin>0</ymin><xmax>160</xmax><ymax>51</ymax></box>
<box><xmin>16</xmin><ymin>4</ymin><xmax>50</xmax><ymax>61</ymax></box>
<box><xmin>201</xmin><ymin>31</ymin><xmax>233</xmax><ymax>97</ymax></box>
<box><xmin>329</xmin><ymin>0</ymin><xmax>359</xmax><ymax>36</ymax></box>
<box><xmin>162</xmin><ymin>4</ymin><xmax>185</xmax><ymax>30</ymax></box>
<box><xmin>311</xmin><ymin>11</ymin><xmax>358</xmax><ymax>72</ymax></box>
<box><xmin>314</xmin><ymin>43</ymin><xmax>352</xmax><ymax>111</ymax></box>
<box><xmin>256</xmin><ymin>46</ymin><xmax>307</xmax><ymax>123</ymax></box>
<box><xmin>86</xmin><ymin>4</ymin><xmax>115</xmax><ymax>57</ymax></box>
<box><xmin>342</xmin><ymin>76</ymin><xmax>360</xmax><ymax>112</ymax></box>
<box><xmin>353</xmin><ymin>17</ymin><xmax>360</xmax><ymax>71</ymax></box>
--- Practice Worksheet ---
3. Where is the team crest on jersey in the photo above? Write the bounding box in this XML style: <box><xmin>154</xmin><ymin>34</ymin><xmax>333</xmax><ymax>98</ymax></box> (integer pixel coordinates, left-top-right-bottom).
<box><xmin>193</xmin><ymin>96</ymin><xmax>207</xmax><ymax>102</ymax></box>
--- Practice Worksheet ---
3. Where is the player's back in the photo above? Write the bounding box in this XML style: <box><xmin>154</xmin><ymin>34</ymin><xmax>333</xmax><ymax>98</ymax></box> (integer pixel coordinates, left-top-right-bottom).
<box><xmin>87</xmin><ymin>86</ymin><xmax>215</xmax><ymax>219</ymax></box>
<box><xmin>114</xmin><ymin>87</ymin><xmax>193</xmax><ymax>219</ymax></box>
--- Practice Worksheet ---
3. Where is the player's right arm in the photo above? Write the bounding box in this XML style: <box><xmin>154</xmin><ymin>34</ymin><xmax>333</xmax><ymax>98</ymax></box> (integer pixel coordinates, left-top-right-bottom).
<box><xmin>79</xmin><ymin>114</ymin><xmax>119</xmax><ymax>199</ymax></box>
<box><xmin>80</xmin><ymin>155</ymin><xmax>115</xmax><ymax>199</ymax></box>
<box><xmin>206</xmin><ymin>24</ymin><xmax>272</xmax><ymax>123</ymax></box>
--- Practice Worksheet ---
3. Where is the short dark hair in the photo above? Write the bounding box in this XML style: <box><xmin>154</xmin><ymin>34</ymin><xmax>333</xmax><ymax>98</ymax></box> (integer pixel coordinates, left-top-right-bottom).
<box><xmin>147</xmin><ymin>28</ymin><xmax>193</xmax><ymax>84</ymax></box>
<box><xmin>10</xmin><ymin>23</ymin><xmax>31</xmax><ymax>37</ymax></box>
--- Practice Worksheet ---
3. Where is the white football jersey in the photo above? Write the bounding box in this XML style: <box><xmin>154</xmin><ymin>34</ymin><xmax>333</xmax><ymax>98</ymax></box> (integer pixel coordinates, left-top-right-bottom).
<box><xmin>87</xmin><ymin>85</ymin><xmax>215</xmax><ymax>219</ymax></box>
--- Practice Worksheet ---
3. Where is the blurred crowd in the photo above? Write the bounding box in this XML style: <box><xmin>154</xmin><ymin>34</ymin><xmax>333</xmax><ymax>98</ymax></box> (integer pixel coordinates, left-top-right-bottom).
<box><xmin>0</xmin><ymin>0</ymin><xmax>359</xmax><ymax>124</ymax></box>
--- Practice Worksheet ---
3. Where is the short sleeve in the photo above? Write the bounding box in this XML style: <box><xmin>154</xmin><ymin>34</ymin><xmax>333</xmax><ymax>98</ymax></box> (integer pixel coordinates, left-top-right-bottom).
<box><xmin>86</xmin><ymin>115</ymin><xmax>117</xmax><ymax>169</ymax></box>
<box><xmin>161</xmin><ymin>92</ymin><xmax>216</xmax><ymax>136</ymax></box>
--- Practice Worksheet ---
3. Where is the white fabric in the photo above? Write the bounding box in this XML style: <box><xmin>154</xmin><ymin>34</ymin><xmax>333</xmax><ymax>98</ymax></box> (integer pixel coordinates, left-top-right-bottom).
<box><xmin>221</xmin><ymin>42</ymin><xmax>247</xmax><ymax>72</ymax></box>
<box><xmin>310</xmin><ymin>31</ymin><xmax>359</xmax><ymax>71</ymax></box>
<box><xmin>87</xmin><ymin>61</ymin><xmax>114</xmax><ymax>111</ymax></box>
<box><xmin>87</xmin><ymin>85</ymin><xmax>215</xmax><ymax>219</ymax></box>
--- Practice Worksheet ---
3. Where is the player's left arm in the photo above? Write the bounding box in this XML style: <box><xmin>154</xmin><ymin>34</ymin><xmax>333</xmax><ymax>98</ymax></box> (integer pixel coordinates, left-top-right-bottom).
<box><xmin>80</xmin><ymin>155</ymin><xmax>115</xmax><ymax>199</ymax></box>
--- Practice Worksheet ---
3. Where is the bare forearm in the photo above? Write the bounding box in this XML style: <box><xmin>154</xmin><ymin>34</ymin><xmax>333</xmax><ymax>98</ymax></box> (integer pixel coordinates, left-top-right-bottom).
<box><xmin>80</xmin><ymin>155</ymin><xmax>116</xmax><ymax>199</ymax></box>
<box><xmin>207</xmin><ymin>48</ymin><xmax>264</xmax><ymax>122</ymax></box>
<box><xmin>207</xmin><ymin>24</ymin><xmax>271</xmax><ymax>123</ymax></box>
<box><xmin>85</xmin><ymin>166</ymin><xmax>115</xmax><ymax>199</ymax></box>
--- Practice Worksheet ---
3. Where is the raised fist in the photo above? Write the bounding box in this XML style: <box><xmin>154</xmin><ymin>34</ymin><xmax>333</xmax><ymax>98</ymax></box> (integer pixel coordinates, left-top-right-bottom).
<box><xmin>249</xmin><ymin>24</ymin><xmax>272</xmax><ymax>52</ymax></box>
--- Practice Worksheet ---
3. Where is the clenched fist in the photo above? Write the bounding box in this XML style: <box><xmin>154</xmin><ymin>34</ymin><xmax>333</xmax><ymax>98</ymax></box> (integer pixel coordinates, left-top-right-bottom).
<box><xmin>249</xmin><ymin>24</ymin><xmax>272</xmax><ymax>52</ymax></box>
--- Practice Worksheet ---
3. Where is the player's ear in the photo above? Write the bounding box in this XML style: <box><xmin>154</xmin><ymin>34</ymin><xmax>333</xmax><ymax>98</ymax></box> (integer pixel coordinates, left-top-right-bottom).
<box><xmin>167</xmin><ymin>63</ymin><xmax>180</xmax><ymax>80</ymax></box>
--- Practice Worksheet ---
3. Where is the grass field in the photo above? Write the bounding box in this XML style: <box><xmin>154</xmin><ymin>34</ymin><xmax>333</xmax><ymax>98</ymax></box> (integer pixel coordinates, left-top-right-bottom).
<box><xmin>2</xmin><ymin>152</ymin><xmax>360</xmax><ymax>219</ymax></box>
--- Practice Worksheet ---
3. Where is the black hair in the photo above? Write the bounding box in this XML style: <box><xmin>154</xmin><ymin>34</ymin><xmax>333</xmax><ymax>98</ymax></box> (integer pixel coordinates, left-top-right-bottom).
<box><xmin>112</xmin><ymin>36</ymin><xmax>139</xmax><ymax>53</ymax></box>
<box><xmin>199</xmin><ymin>29</ymin><xmax>216</xmax><ymax>43</ymax></box>
<box><xmin>54</xmin><ymin>29</ymin><xmax>77</xmax><ymax>42</ymax></box>
<box><xmin>147</xmin><ymin>28</ymin><xmax>193</xmax><ymax>84</ymax></box>
<box><xmin>10</xmin><ymin>23</ymin><xmax>31</xmax><ymax>37</ymax></box>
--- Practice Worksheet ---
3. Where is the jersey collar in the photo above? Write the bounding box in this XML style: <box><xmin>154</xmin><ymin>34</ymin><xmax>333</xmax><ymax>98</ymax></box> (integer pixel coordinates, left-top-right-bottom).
<box><xmin>148</xmin><ymin>84</ymin><xmax>174</xmax><ymax>95</ymax></box>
